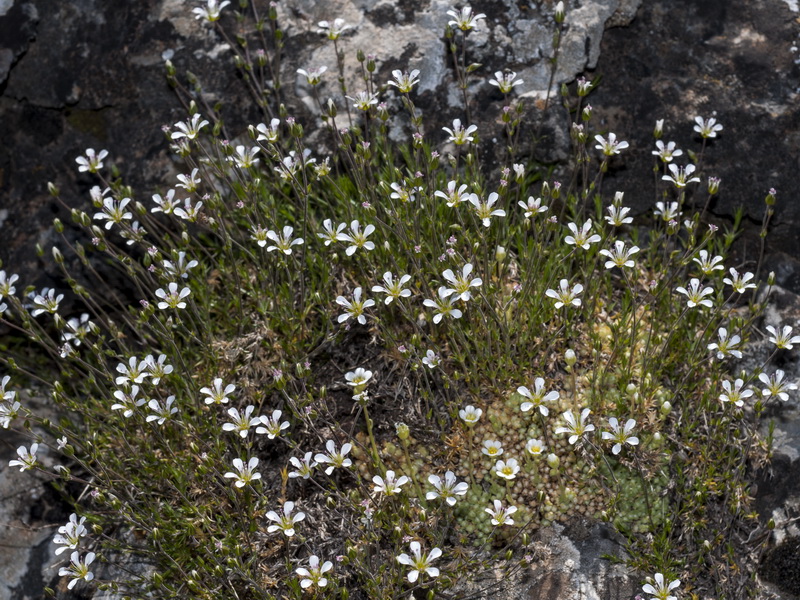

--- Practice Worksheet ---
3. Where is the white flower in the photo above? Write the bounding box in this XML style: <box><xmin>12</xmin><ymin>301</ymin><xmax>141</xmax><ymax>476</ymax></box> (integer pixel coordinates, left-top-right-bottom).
<box><xmin>642</xmin><ymin>572</ymin><xmax>680</xmax><ymax>600</ymax></box>
<box><xmin>173</xmin><ymin>198</ymin><xmax>203</xmax><ymax>221</ymax></box>
<box><xmin>337</xmin><ymin>220</ymin><xmax>376</xmax><ymax>256</ymax></box>
<box><xmin>200</xmin><ymin>378</ymin><xmax>235</xmax><ymax>405</ymax></box>
<box><xmin>111</xmin><ymin>386</ymin><xmax>146</xmax><ymax>418</ymax></box>
<box><xmin>723</xmin><ymin>268</ymin><xmax>756</xmax><ymax>294</ymax></box>
<box><xmin>222</xmin><ymin>406</ymin><xmax>260</xmax><ymax>437</ymax></box>
<box><xmin>297</xmin><ymin>66</ymin><xmax>327</xmax><ymax>86</ymax></box>
<box><xmin>599</xmin><ymin>240</ymin><xmax>639</xmax><ymax>269</ymax></box>
<box><xmin>224</xmin><ymin>457</ymin><xmax>261</xmax><ymax>488</ymax></box>
<box><xmin>336</xmin><ymin>287</ymin><xmax>375</xmax><ymax>325</ymax></box>
<box><xmin>694</xmin><ymin>116</ymin><xmax>723</xmax><ymax>139</ymax></box>
<box><xmin>525</xmin><ymin>438</ymin><xmax>546</xmax><ymax>455</ymax></box>
<box><xmin>564</xmin><ymin>219</ymin><xmax>601</xmax><ymax>250</ymax></box>
<box><xmin>654</xmin><ymin>201</ymin><xmax>681</xmax><ymax>221</ymax></box>
<box><xmin>345</xmin><ymin>368</ymin><xmax>373</xmax><ymax>388</ymax></box>
<box><xmin>0</xmin><ymin>270</ymin><xmax>19</xmax><ymax>299</ymax></box>
<box><xmin>519</xmin><ymin>196</ymin><xmax>548</xmax><ymax>218</ymax></box>
<box><xmin>423</xmin><ymin>286</ymin><xmax>463</xmax><ymax>324</ymax></box>
<box><xmin>155</xmin><ymin>282</ymin><xmax>191</xmax><ymax>309</ymax></box>
<box><xmin>8</xmin><ymin>443</ymin><xmax>38</xmax><ymax>471</ymax></box>
<box><xmin>0</xmin><ymin>399</ymin><xmax>22</xmax><ymax>429</ymax></box>
<box><xmin>662</xmin><ymin>163</ymin><xmax>700</xmax><ymax>188</ymax></box>
<box><xmin>468</xmin><ymin>192</ymin><xmax>506</xmax><ymax>227</ymax></box>
<box><xmin>601</xmin><ymin>417</ymin><xmax>639</xmax><ymax>455</ymax></box>
<box><xmin>115</xmin><ymin>356</ymin><xmax>150</xmax><ymax>386</ymax></box>
<box><xmin>488</xmin><ymin>71</ymin><xmax>523</xmax><ymax>93</ymax></box>
<box><xmin>265</xmin><ymin>225</ymin><xmax>304</xmax><ymax>255</ymax></box>
<box><xmin>317</xmin><ymin>219</ymin><xmax>346</xmax><ymax>247</ymax></box>
<box><xmin>229</xmin><ymin>145</ymin><xmax>260</xmax><ymax>168</ymax></box>
<box><xmin>146</xmin><ymin>396</ymin><xmax>178</xmax><ymax>425</ymax></box>
<box><xmin>594</xmin><ymin>132</ymin><xmax>629</xmax><ymax>155</ymax></box>
<box><xmin>75</xmin><ymin>148</ymin><xmax>108</xmax><ymax>173</ymax></box>
<box><xmin>314</xmin><ymin>440</ymin><xmax>353</xmax><ymax>475</ymax></box>
<box><xmin>554</xmin><ymin>408</ymin><xmax>595</xmax><ymax>444</ymax></box>
<box><xmin>708</xmin><ymin>328</ymin><xmax>742</xmax><ymax>359</ymax></box>
<box><xmin>545</xmin><ymin>279</ymin><xmax>583</xmax><ymax>309</ymax></box>
<box><xmin>176</xmin><ymin>168</ymin><xmax>202</xmax><ymax>192</ymax></box>
<box><xmin>759</xmin><ymin>370</ymin><xmax>798</xmax><ymax>401</ymax></box>
<box><xmin>372</xmin><ymin>470</ymin><xmax>410</xmax><ymax>495</ymax></box>
<box><xmin>296</xmin><ymin>555</ymin><xmax>333</xmax><ymax>589</ymax></box>
<box><xmin>143</xmin><ymin>354</ymin><xmax>173</xmax><ymax>384</ymax></box>
<box><xmin>675</xmin><ymin>278</ymin><xmax>713</xmax><ymax>308</ymax></box>
<box><xmin>288</xmin><ymin>452</ymin><xmax>317</xmax><ymax>479</ymax></box>
<box><xmin>266</xmin><ymin>501</ymin><xmax>305</xmax><ymax>536</ymax></box>
<box><xmin>53</xmin><ymin>514</ymin><xmax>87</xmax><ymax>556</ymax></box>
<box><xmin>485</xmin><ymin>499</ymin><xmax>517</xmax><ymax>526</ymax></box>
<box><xmin>766</xmin><ymin>325</ymin><xmax>800</xmax><ymax>350</ymax></box>
<box><xmin>93</xmin><ymin>197</ymin><xmax>132</xmax><ymax>230</ymax></box>
<box><xmin>387</xmin><ymin>69</ymin><xmax>420</xmax><ymax>93</ymax></box>
<box><xmin>389</xmin><ymin>181</ymin><xmax>420</xmax><ymax>203</ymax></box>
<box><xmin>481</xmin><ymin>439</ymin><xmax>503</xmax><ymax>457</ymax></box>
<box><xmin>426</xmin><ymin>471</ymin><xmax>468</xmax><ymax>505</ymax></box>
<box><xmin>347</xmin><ymin>90</ymin><xmax>379</xmax><ymax>111</ymax></box>
<box><xmin>151</xmin><ymin>189</ymin><xmax>179</xmax><ymax>214</ymax></box>
<box><xmin>652</xmin><ymin>140</ymin><xmax>683</xmax><ymax>163</ymax></box>
<box><xmin>371</xmin><ymin>272</ymin><xmax>412</xmax><ymax>304</ymax></box>
<box><xmin>443</xmin><ymin>119</ymin><xmax>478</xmax><ymax>145</ymax></box>
<box><xmin>162</xmin><ymin>251</ymin><xmax>198</xmax><ymax>280</ymax></box>
<box><xmin>256</xmin><ymin>410</ymin><xmax>290</xmax><ymax>439</ymax></box>
<box><xmin>459</xmin><ymin>405</ymin><xmax>482</xmax><ymax>425</ymax></box>
<box><xmin>605</xmin><ymin>203</ymin><xmax>632</xmax><ymax>226</ymax></box>
<box><xmin>719</xmin><ymin>378</ymin><xmax>752</xmax><ymax>407</ymax></box>
<box><xmin>31</xmin><ymin>288</ymin><xmax>64</xmax><ymax>317</ymax></box>
<box><xmin>693</xmin><ymin>250</ymin><xmax>724</xmax><ymax>275</ymax></box>
<box><xmin>447</xmin><ymin>6</ymin><xmax>486</xmax><ymax>31</ymax></box>
<box><xmin>422</xmin><ymin>349</ymin><xmax>441</xmax><ymax>368</ymax></box>
<box><xmin>58</xmin><ymin>551</ymin><xmax>95</xmax><ymax>590</ymax></box>
<box><xmin>517</xmin><ymin>378</ymin><xmax>559</xmax><ymax>416</ymax></box>
<box><xmin>171</xmin><ymin>114</ymin><xmax>209</xmax><ymax>140</ymax></box>
<box><xmin>434</xmin><ymin>181</ymin><xmax>469</xmax><ymax>207</ymax></box>
<box><xmin>318</xmin><ymin>18</ymin><xmax>350</xmax><ymax>40</ymax></box>
<box><xmin>396</xmin><ymin>541</ymin><xmax>442</xmax><ymax>583</ymax></box>
<box><xmin>441</xmin><ymin>263</ymin><xmax>482</xmax><ymax>301</ymax></box>
<box><xmin>256</xmin><ymin>118</ymin><xmax>281</xmax><ymax>143</ymax></box>
<box><xmin>493</xmin><ymin>458</ymin><xmax>520</xmax><ymax>480</ymax></box>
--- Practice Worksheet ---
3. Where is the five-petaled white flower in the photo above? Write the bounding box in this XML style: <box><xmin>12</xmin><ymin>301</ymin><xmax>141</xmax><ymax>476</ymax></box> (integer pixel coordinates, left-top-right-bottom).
<box><xmin>601</xmin><ymin>417</ymin><xmax>639</xmax><ymax>454</ymax></box>
<box><xmin>654</xmin><ymin>201</ymin><xmax>680</xmax><ymax>222</ymax></box>
<box><xmin>565</xmin><ymin>219</ymin><xmax>601</xmax><ymax>250</ymax></box>
<box><xmin>53</xmin><ymin>514</ymin><xmax>87</xmax><ymax>556</ymax></box>
<box><xmin>155</xmin><ymin>282</ymin><xmax>191</xmax><ymax>310</ymax></box>
<box><xmin>642</xmin><ymin>572</ymin><xmax>680</xmax><ymax>600</ymax></box>
<box><xmin>389</xmin><ymin>181</ymin><xmax>420</xmax><ymax>203</ymax></box>
<box><xmin>396</xmin><ymin>541</ymin><xmax>442</xmax><ymax>583</ymax></box>
<box><xmin>443</xmin><ymin>119</ymin><xmax>478</xmax><ymax>145</ymax></box>
<box><xmin>266</xmin><ymin>501</ymin><xmax>305</xmax><ymax>537</ymax></box>
<box><xmin>594</xmin><ymin>133</ymin><xmax>629</xmax><ymax>156</ymax></box>
<box><xmin>546</xmin><ymin>279</ymin><xmax>583</xmax><ymax>309</ymax></box>
<box><xmin>447</xmin><ymin>5</ymin><xmax>486</xmax><ymax>31</ymax></box>
<box><xmin>200</xmin><ymin>378</ymin><xmax>235</xmax><ymax>405</ymax></box>
<box><xmin>719</xmin><ymin>378</ymin><xmax>752</xmax><ymax>407</ymax></box>
<box><xmin>426</xmin><ymin>470</ymin><xmax>468</xmax><ymax>505</ymax></box>
<box><xmin>599</xmin><ymin>240</ymin><xmax>639</xmax><ymax>269</ymax></box>
<box><xmin>222</xmin><ymin>406</ymin><xmax>260</xmax><ymax>438</ymax></box>
<box><xmin>265</xmin><ymin>226</ymin><xmax>304</xmax><ymax>255</ymax></box>
<box><xmin>652</xmin><ymin>140</ymin><xmax>683</xmax><ymax>163</ymax></box>
<box><xmin>171</xmin><ymin>114</ymin><xmax>209</xmax><ymax>140</ymax></box>
<box><xmin>723</xmin><ymin>268</ymin><xmax>756</xmax><ymax>294</ymax></box>
<box><xmin>468</xmin><ymin>192</ymin><xmax>506</xmax><ymax>227</ymax></box>
<box><xmin>372</xmin><ymin>272</ymin><xmax>412</xmax><ymax>304</ymax></box>
<box><xmin>766</xmin><ymin>325</ymin><xmax>800</xmax><ymax>350</ymax></box>
<box><xmin>662</xmin><ymin>163</ymin><xmax>701</xmax><ymax>188</ymax></box>
<box><xmin>337</xmin><ymin>220</ymin><xmax>376</xmax><ymax>256</ymax></box>
<box><xmin>519</xmin><ymin>196</ymin><xmax>548</xmax><ymax>218</ymax></box>
<box><xmin>518</xmin><ymin>378</ymin><xmax>559</xmax><ymax>416</ymax></box>
<box><xmin>151</xmin><ymin>189</ymin><xmax>179</xmax><ymax>214</ymax></box>
<box><xmin>111</xmin><ymin>386</ymin><xmax>146</xmax><ymax>418</ymax></box>
<box><xmin>459</xmin><ymin>405</ymin><xmax>482</xmax><ymax>425</ymax></box>
<box><xmin>31</xmin><ymin>289</ymin><xmax>64</xmax><ymax>317</ymax></box>
<box><xmin>318</xmin><ymin>18</ymin><xmax>351</xmax><ymax>40</ymax></box>
<box><xmin>115</xmin><ymin>356</ymin><xmax>150</xmax><ymax>386</ymax></box>
<box><xmin>318</xmin><ymin>219</ymin><xmax>347</xmax><ymax>246</ymax></box>
<box><xmin>555</xmin><ymin>408</ymin><xmax>595</xmax><ymax>444</ymax></box>
<box><xmin>0</xmin><ymin>270</ymin><xmax>19</xmax><ymax>299</ymax></box>
<box><xmin>441</xmin><ymin>263</ymin><xmax>482</xmax><ymax>301</ymax></box>
<box><xmin>256</xmin><ymin>410</ymin><xmax>290</xmax><ymax>439</ymax></box>
<box><xmin>288</xmin><ymin>452</ymin><xmax>317</xmax><ymax>479</ymax></box>
<box><xmin>694</xmin><ymin>116</ymin><xmax>723</xmax><ymax>139</ymax></box>
<box><xmin>423</xmin><ymin>286</ymin><xmax>463</xmax><ymax>324</ymax></box>
<box><xmin>388</xmin><ymin>69</ymin><xmax>421</xmax><ymax>93</ymax></box>
<box><xmin>708</xmin><ymin>327</ymin><xmax>742</xmax><ymax>359</ymax></box>
<box><xmin>297</xmin><ymin>66</ymin><xmax>327</xmax><ymax>86</ymax></box>
<box><xmin>347</xmin><ymin>90</ymin><xmax>379</xmax><ymax>111</ymax></box>
<box><xmin>176</xmin><ymin>168</ymin><xmax>202</xmax><ymax>192</ymax></box>
<box><xmin>58</xmin><ymin>551</ymin><xmax>95</xmax><ymax>590</ymax></box>
<box><xmin>435</xmin><ymin>181</ymin><xmax>470</xmax><ymax>207</ymax></box>
<box><xmin>422</xmin><ymin>349</ymin><xmax>441</xmax><ymax>368</ymax></box>
<box><xmin>605</xmin><ymin>202</ymin><xmax>633</xmax><ymax>227</ymax></box>
<box><xmin>676</xmin><ymin>278</ymin><xmax>714</xmax><ymax>308</ymax></box>
<box><xmin>192</xmin><ymin>0</ymin><xmax>230</xmax><ymax>22</ymax></box>
<box><xmin>296</xmin><ymin>555</ymin><xmax>333</xmax><ymax>589</ymax></box>
<box><xmin>314</xmin><ymin>440</ymin><xmax>353</xmax><ymax>475</ymax></box>
<box><xmin>229</xmin><ymin>145</ymin><xmax>260</xmax><ymax>169</ymax></box>
<box><xmin>372</xmin><ymin>470</ymin><xmax>410</xmax><ymax>495</ymax></box>
<box><xmin>488</xmin><ymin>71</ymin><xmax>523</xmax><ymax>93</ymax></box>
<box><xmin>146</xmin><ymin>396</ymin><xmax>178</xmax><ymax>425</ymax></box>
<box><xmin>693</xmin><ymin>250</ymin><xmax>724</xmax><ymax>275</ymax></box>
<box><xmin>758</xmin><ymin>370</ymin><xmax>798</xmax><ymax>401</ymax></box>
<box><xmin>256</xmin><ymin>118</ymin><xmax>281</xmax><ymax>143</ymax></box>
<box><xmin>494</xmin><ymin>457</ymin><xmax>520</xmax><ymax>480</ymax></box>
<box><xmin>345</xmin><ymin>367</ymin><xmax>373</xmax><ymax>389</ymax></box>
<box><xmin>224</xmin><ymin>457</ymin><xmax>261</xmax><ymax>488</ymax></box>
<box><xmin>525</xmin><ymin>438</ymin><xmax>546</xmax><ymax>455</ymax></box>
<box><xmin>93</xmin><ymin>197</ymin><xmax>133</xmax><ymax>230</ymax></box>
<box><xmin>481</xmin><ymin>440</ymin><xmax>504</xmax><ymax>457</ymax></box>
<box><xmin>336</xmin><ymin>287</ymin><xmax>375</xmax><ymax>325</ymax></box>
<box><xmin>485</xmin><ymin>499</ymin><xmax>517</xmax><ymax>526</ymax></box>
<box><xmin>9</xmin><ymin>443</ymin><xmax>38</xmax><ymax>471</ymax></box>
<box><xmin>76</xmin><ymin>148</ymin><xmax>108</xmax><ymax>173</ymax></box>
<box><xmin>251</xmin><ymin>224</ymin><xmax>268</xmax><ymax>247</ymax></box>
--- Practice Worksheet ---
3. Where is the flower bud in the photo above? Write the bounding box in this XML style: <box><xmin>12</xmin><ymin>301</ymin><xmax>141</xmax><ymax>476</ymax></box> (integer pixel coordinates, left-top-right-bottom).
<box><xmin>395</xmin><ymin>422</ymin><xmax>410</xmax><ymax>441</ymax></box>
<box><xmin>495</xmin><ymin>246</ymin><xmax>507</xmax><ymax>262</ymax></box>
<box><xmin>660</xmin><ymin>400</ymin><xmax>672</xmax><ymax>415</ymax></box>
<box><xmin>708</xmin><ymin>176</ymin><xmax>720</xmax><ymax>195</ymax></box>
<box><xmin>565</xmin><ymin>349</ymin><xmax>576</xmax><ymax>366</ymax></box>
<box><xmin>546</xmin><ymin>453</ymin><xmax>560</xmax><ymax>468</ymax></box>
<box><xmin>47</xmin><ymin>182</ymin><xmax>60</xmax><ymax>197</ymax></box>
<box><xmin>582</xmin><ymin>104</ymin><xmax>592</xmax><ymax>121</ymax></box>
<box><xmin>554</xmin><ymin>1</ymin><xmax>565</xmax><ymax>23</ymax></box>
<box><xmin>52</xmin><ymin>246</ymin><xmax>64</xmax><ymax>264</ymax></box>
<box><xmin>766</xmin><ymin>188</ymin><xmax>776</xmax><ymax>206</ymax></box>
<box><xmin>654</xmin><ymin>119</ymin><xmax>664</xmax><ymax>139</ymax></box>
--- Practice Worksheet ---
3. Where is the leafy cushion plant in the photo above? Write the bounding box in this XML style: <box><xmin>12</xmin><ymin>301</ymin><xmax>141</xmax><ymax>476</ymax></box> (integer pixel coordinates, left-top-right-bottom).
<box><xmin>0</xmin><ymin>2</ymin><xmax>787</xmax><ymax>599</ymax></box>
